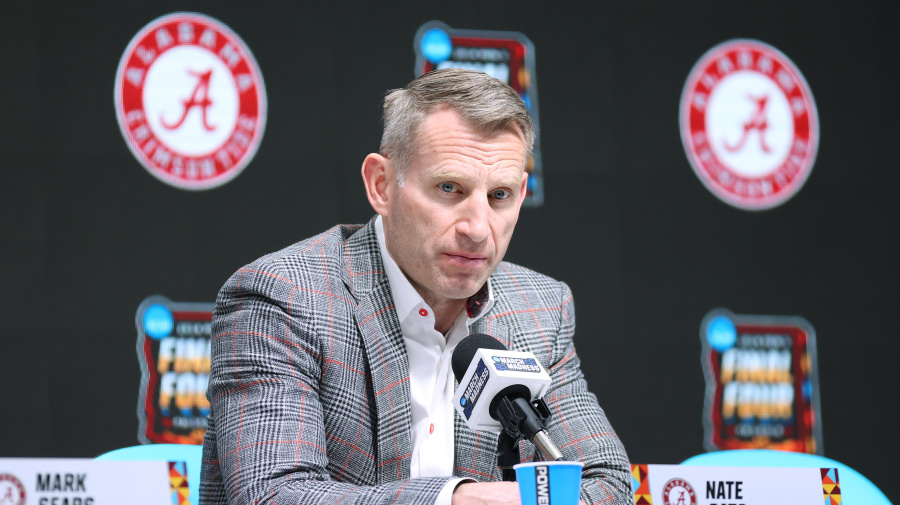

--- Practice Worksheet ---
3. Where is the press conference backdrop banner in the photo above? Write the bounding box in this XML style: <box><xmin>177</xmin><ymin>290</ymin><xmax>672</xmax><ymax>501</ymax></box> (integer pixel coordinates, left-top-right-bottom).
<box><xmin>2</xmin><ymin>1</ymin><xmax>896</xmax><ymax>502</ymax></box>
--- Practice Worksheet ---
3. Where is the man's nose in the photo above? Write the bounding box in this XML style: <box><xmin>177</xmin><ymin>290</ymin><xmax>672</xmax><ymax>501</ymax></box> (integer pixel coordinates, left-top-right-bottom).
<box><xmin>456</xmin><ymin>194</ymin><xmax>491</xmax><ymax>244</ymax></box>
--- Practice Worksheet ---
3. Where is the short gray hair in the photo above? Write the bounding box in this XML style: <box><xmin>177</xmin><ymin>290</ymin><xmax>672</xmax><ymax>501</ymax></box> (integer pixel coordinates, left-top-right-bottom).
<box><xmin>380</xmin><ymin>68</ymin><xmax>535</xmax><ymax>184</ymax></box>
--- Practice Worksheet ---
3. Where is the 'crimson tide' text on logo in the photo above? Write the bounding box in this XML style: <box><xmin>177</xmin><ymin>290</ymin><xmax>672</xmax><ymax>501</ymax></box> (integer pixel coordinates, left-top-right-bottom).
<box><xmin>680</xmin><ymin>39</ymin><xmax>818</xmax><ymax>210</ymax></box>
<box><xmin>115</xmin><ymin>12</ymin><xmax>267</xmax><ymax>190</ymax></box>
<box><xmin>662</xmin><ymin>478</ymin><xmax>697</xmax><ymax>505</ymax></box>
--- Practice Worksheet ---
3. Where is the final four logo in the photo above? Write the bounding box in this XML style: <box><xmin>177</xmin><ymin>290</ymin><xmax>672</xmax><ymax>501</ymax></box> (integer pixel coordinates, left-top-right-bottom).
<box><xmin>136</xmin><ymin>295</ymin><xmax>214</xmax><ymax>444</ymax></box>
<box><xmin>115</xmin><ymin>13</ymin><xmax>266</xmax><ymax>190</ymax></box>
<box><xmin>680</xmin><ymin>39</ymin><xmax>818</xmax><ymax>210</ymax></box>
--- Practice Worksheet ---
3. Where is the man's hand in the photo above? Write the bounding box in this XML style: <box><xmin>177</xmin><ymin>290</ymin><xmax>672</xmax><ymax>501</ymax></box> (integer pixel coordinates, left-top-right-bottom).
<box><xmin>451</xmin><ymin>482</ymin><xmax>520</xmax><ymax>505</ymax></box>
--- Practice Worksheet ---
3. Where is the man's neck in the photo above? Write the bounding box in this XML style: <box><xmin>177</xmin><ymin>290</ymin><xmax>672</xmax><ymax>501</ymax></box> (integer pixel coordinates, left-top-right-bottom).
<box><xmin>420</xmin><ymin>295</ymin><xmax>466</xmax><ymax>336</ymax></box>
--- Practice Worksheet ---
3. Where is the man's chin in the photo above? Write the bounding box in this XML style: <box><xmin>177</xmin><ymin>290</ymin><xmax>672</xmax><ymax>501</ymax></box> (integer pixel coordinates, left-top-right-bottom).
<box><xmin>438</xmin><ymin>279</ymin><xmax>488</xmax><ymax>301</ymax></box>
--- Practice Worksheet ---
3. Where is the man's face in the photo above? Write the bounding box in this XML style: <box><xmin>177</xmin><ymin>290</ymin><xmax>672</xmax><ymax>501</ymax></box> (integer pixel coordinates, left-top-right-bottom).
<box><xmin>381</xmin><ymin>108</ymin><xmax>528</xmax><ymax>305</ymax></box>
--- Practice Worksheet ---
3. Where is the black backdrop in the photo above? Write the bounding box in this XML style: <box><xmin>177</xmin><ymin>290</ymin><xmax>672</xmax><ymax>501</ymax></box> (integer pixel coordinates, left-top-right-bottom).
<box><xmin>2</xmin><ymin>0</ymin><xmax>897</xmax><ymax>501</ymax></box>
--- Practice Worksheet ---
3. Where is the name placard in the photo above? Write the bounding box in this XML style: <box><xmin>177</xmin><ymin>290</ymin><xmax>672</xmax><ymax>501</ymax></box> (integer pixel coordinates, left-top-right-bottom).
<box><xmin>0</xmin><ymin>459</ymin><xmax>188</xmax><ymax>505</ymax></box>
<box><xmin>631</xmin><ymin>464</ymin><xmax>840</xmax><ymax>505</ymax></box>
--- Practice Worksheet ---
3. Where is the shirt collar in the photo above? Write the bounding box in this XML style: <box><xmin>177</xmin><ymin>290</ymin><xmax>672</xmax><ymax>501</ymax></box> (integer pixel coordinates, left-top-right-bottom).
<box><xmin>374</xmin><ymin>215</ymin><xmax>494</xmax><ymax>323</ymax></box>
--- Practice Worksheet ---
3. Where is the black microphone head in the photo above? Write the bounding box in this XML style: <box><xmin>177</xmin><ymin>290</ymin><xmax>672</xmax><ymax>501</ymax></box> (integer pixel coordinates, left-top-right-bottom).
<box><xmin>452</xmin><ymin>333</ymin><xmax>507</xmax><ymax>382</ymax></box>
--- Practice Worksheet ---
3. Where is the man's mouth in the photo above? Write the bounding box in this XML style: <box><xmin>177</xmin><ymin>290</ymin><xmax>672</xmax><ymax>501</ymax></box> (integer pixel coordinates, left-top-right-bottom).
<box><xmin>443</xmin><ymin>252</ymin><xmax>488</xmax><ymax>268</ymax></box>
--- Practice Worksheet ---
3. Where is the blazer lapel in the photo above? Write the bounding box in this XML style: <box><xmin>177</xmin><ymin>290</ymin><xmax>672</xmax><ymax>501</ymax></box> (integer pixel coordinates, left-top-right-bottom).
<box><xmin>452</xmin><ymin>302</ymin><xmax>509</xmax><ymax>480</ymax></box>
<box><xmin>342</xmin><ymin>220</ymin><xmax>413</xmax><ymax>484</ymax></box>
<box><xmin>470</xmin><ymin>316</ymin><xmax>511</xmax><ymax>350</ymax></box>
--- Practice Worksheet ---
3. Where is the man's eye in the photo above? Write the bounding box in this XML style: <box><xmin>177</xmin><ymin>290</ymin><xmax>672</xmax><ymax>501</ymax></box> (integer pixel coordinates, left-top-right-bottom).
<box><xmin>440</xmin><ymin>182</ymin><xmax>456</xmax><ymax>193</ymax></box>
<box><xmin>492</xmin><ymin>189</ymin><xmax>511</xmax><ymax>200</ymax></box>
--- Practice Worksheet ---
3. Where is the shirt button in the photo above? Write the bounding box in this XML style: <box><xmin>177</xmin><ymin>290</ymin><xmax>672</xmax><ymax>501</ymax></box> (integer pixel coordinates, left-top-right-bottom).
<box><xmin>429</xmin><ymin>423</ymin><xmax>435</xmax><ymax>434</ymax></box>
<box><xmin>419</xmin><ymin>309</ymin><xmax>428</xmax><ymax>317</ymax></box>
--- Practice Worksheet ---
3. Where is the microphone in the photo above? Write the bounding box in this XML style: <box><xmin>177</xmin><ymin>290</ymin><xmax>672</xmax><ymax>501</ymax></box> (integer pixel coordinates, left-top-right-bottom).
<box><xmin>451</xmin><ymin>333</ymin><xmax>565</xmax><ymax>461</ymax></box>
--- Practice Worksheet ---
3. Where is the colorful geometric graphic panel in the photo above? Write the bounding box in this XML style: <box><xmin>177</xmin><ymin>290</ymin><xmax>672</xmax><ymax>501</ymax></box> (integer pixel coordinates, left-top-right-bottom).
<box><xmin>820</xmin><ymin>468</ymin><xmax>841</xmax><ymax>505</ymax></box>
<box><xmin>631</xmin><ymin>464</ymin><xmax>652</xmax><ymax>504</ymax></box>
<box><xmin>168</xmin><ymin>461</ymin><xmax>191</xmax><ymax>505</ymax></box>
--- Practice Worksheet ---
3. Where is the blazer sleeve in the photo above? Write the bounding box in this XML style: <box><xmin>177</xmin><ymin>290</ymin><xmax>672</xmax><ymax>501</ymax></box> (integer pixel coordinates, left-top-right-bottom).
<box><xmin>543</xmin><ymin>281</ymin><xmax>633</xmax><ymax>505</ymax></box>
<box><xmin>204</xmin><ymin>262</ymin><xmax>453</xmax><ymax>505</ymax></box>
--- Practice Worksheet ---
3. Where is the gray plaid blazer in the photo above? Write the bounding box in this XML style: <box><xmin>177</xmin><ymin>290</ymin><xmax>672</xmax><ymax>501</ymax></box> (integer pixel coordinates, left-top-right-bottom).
<box><xmin>200</xmin><ymin>219</ymin><xmax>631</xmax><ymax>505</ymax></box>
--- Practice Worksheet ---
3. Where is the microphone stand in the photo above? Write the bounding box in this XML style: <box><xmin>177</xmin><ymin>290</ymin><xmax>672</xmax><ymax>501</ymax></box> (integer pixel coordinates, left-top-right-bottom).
<box><xmin>496</xmin><ymin>431</ymin><xmax>520</xmax><ymax>481</ymax></box>
<box><xmin>494</xmin><ymin>396</ymin><xmax>564</xmax><ymax>481</ymax></box>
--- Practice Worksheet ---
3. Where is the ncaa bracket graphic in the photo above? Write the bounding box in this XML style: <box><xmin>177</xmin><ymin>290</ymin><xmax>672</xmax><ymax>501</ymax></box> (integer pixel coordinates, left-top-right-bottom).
<box><xmin>680</xmin><ymin>39</ymin><xmax>818</xmax><ymax>210</ymax></box>
<box><xmin>136</xmin><ymin>296</ymin><xmax>214</xmax><ymax>445</ymax></box>
<box><xmin>414</xmin><ymin>21</ymin><xmax>544</xmax><ymax>207</ymax></box>
<box><xmin>115</xmin><ymin>13</ymin><xmax>267</xmax><ymax>190</ymax></box>
<box><xmin>700</xmin><ymin>309</ymin><xmax>823</xmax><ymax>454</ymax></box>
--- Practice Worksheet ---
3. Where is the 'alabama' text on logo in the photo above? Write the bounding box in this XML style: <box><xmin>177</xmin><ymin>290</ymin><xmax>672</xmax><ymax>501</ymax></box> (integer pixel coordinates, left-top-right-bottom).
<box><xmin>115</xmin><ymin>12</ymin><xmax>267</xmax><ymax>190</ymax></box>
<box><xmin>662</xmin><ymin>478</ymin><xmax>698</xmax><ymax>505</ymax></box>
<box><xmin>680</xmin><ymin>39</ymin><xmax>818</xmax><ymax>210</ymax></box>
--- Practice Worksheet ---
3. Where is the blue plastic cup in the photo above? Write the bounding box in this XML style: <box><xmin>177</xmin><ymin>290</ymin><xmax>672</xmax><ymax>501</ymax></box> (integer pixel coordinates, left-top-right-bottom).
<box><xmin>514</xmin><ymin>461</ymin><xmax>584</xmax><ymax>505</ymax></box>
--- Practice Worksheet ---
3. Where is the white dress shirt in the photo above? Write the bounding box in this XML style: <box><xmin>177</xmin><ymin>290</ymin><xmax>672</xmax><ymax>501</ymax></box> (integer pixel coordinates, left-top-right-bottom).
<box><xmin>375</xmin><ymin>216</ymin><xmax>495</xmax><ymax>505</ymax></box>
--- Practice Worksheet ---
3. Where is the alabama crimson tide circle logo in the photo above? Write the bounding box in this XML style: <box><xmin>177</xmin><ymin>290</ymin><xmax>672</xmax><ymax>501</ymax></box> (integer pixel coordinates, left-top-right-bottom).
<box><xmin>680</xmin><ymin>39</ymin><xmax>818</xmax><ymax>210</ymax></box>
<box><xmin>114</xmin><ymin>13</ymin><xmax>266</xmax><ymax>190</ymax></box>
<box><xmin>662</xmin><ymin>478</ymin><xmax>697</xmax><ymax>505</ymax></box>
<box><xmin>0</xmin><ymin>473</ymin><xmax>26</xmax><ymax>505</ymax></box>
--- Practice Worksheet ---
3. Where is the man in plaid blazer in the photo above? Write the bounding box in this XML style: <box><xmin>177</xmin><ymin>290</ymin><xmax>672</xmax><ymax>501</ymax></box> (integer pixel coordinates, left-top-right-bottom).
<box><xmin>201</xmin><ymin>69</ymin><xmax>630</xmax><ymax>505</ymax></box>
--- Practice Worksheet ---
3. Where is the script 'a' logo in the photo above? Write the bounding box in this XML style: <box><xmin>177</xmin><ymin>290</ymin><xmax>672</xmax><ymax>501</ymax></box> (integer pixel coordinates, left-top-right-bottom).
<box><xmin>0</xmin><ymin>474</ymin><xmax>26</xmax><ymax>505</ymax></box>
<box><xmin>680</xmin><ymin>39</ymin><xmax>818</xmax><ymax>210</ymax></box>
<box><xmin>115</xmin><ymin>12</ymin><xmax>267</xmax><ymax>190</ymax></box>
<box><xmin>662</xmin><ymin>478</ymin><xmax>697</xmax><ymax>505</ymax></box>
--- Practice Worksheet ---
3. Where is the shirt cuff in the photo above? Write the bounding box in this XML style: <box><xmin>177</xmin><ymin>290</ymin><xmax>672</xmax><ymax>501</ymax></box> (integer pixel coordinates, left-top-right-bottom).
<box><xmin>434</xmin><ymin>478</ymin><xmax>476</xmax><ymax>505</ymax></box>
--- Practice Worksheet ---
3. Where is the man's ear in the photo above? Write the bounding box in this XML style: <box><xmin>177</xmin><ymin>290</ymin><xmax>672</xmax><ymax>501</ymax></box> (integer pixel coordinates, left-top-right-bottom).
<box><xmin>361</xmin><ymin>153</ymin><xmax>394</xmax><ymax>216</ymax></box>
<box><xmin>517</xmin><ymin>171</ymin><xmax>529</xmax><ymax>209</ymax></box>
